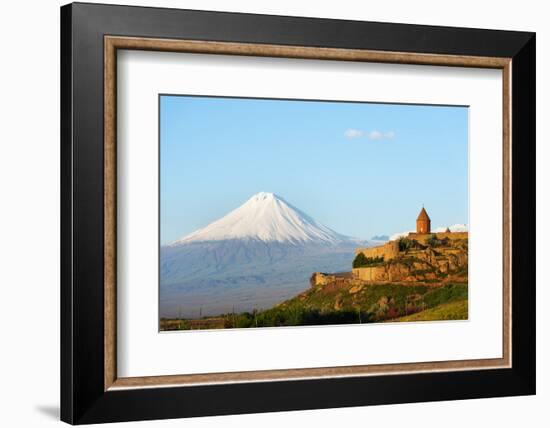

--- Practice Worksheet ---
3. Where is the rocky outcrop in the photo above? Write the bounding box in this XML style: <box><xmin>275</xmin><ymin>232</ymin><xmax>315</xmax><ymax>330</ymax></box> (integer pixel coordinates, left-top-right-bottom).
<box><xmin>348</xmin><ymin>284</ymin><xmax>365</xmax><ymax>294</ymax></box>
<box><xmin>350</xmin><ymin>240</ymin><xmax>467</xmax><ymax>284</ymax></box>
<box><xmin>310</xmin><ymin>272</ymin><xmax>337</xmax><ymax>287</ymax></box>
<box><xmin>312</xmin><ymin>237</ymin><xmax>467</xmax><ymax>291</ymax></box>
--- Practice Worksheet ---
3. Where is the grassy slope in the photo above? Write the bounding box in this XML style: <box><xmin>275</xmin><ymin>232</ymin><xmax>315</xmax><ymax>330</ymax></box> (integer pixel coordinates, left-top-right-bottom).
<box><xmin>389</xmin><ymin>299</ymin><xmax>468</xmax><ymax>322</ymax></box>
<box><xmin>262</xmin><ymin>282</ymin><xmax>468</xmax><ymax>325</ymax></box>
<box><xmin>160</xmin><ymin>282</ymin><xmax>469</xmax><ymax>329</ymax></box>
<box><xmin>285</xmin><ymin>282</ymin><xmax>467</xmax><ymax>312</ymax></box>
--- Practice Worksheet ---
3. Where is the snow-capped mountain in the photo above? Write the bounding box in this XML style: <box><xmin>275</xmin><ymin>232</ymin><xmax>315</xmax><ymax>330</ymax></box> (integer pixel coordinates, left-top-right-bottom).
<box><xmin>160</xmin><ymin>192</ymin><xmax>369</xmax><ymax>318</ymax></box>
<box><xmin>171</xmin><ymin>192</ymin><xmax>353</xmax><ymax>246</ymax></box>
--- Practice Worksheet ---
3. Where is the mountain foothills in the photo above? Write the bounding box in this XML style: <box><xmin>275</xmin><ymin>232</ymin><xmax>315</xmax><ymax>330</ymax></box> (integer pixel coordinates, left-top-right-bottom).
<box><xmin>161</xmin><ymin>192</ymin><xmax>469</xmax><ymax>329</ymax></box>
<box><xmin>161</xmin><ymin>192</ymin><xmax>366</xmax><ymax>318</ymax></box>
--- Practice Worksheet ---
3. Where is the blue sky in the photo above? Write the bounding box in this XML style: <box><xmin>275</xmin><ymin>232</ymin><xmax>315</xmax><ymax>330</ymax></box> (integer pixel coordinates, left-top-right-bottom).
<box><xmin>160</xmin><ymin>95</ymin><xmax>468</xmax><ymax>244</ymax></box>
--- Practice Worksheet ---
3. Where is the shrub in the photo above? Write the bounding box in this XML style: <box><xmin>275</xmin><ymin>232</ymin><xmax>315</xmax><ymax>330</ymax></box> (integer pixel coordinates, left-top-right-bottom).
<box><xmin>398</xmin><ymin>237</ymin><xmax>422</xmax><ymax>251</ymax></box>
<box><xmin>427</xmin><ymin>235</ymin><xmax>450</xmax><ymax>248</ymax></box>
<box><xmin>352</xmin><ymin>253</ymin><xmax>368</xmax><ymax>268</ymax></box>
<box><xmin>178</xmin><ymin>320</ymin><xmax>190</xmax><ymax>330</ymax></box>
<box><xmin>353</xmin><ymin>253</ymin><xmax>384</xmax><ymax>268</ymax></box>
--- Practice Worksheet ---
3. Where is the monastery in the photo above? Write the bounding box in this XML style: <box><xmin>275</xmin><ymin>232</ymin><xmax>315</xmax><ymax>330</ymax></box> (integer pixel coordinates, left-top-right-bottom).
<box><xmin>354</xmin><ymin>207</ymin><xmax>468</xmax><ymax>262</ymax></box>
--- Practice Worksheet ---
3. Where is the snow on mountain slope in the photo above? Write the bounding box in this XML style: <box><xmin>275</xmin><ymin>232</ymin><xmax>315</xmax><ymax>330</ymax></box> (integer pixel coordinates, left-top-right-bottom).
<box><xmin>170</xmin><ymin>192</ymin><xmax>354</xmax><ymax>246</ymax></box>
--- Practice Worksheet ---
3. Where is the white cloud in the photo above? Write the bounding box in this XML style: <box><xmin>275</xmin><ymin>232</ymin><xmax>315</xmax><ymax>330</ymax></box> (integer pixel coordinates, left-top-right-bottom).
<box><xmin>432</xmin><ymin>224</ymin><xmax>468</xmax><ymax>233</ymax></box>
<box><xmin>368</xmin><ymin>130</ymin><xmax>383</xmax><ymax>140</ymax></box>
<box><xmin>368</xmin><ymin>130</ymin><xmax>395</xmax><ymax>140</ymax></box>
<box><xmin>344</xmin><ymin>128</ymin><xmax>364</xmax><ymax>139</ymax></box>
<box><xmin>389</xmin><ymin>230</ymin><xmax>414</xmax><ymax>241</ymax></box>
<box><xmin>344</xmin><ymin>128</ymin><xmax>395</xmax><ymax>141</ymax></box>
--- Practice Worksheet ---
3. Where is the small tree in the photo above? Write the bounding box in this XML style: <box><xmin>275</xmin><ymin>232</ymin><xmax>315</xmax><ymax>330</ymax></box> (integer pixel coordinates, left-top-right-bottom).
<box><xmin>353</xmin><ymin>253</ymin><xmax>384</xmax><ymax>268</ymax></box>
<box><xmin>427</xmin><ymin>234</ymin><xmax>449</xmax><ymax>248</ymax></box>
<box><xmin>399</xmin><ymin>237</ymin><xmax>423</xmax><ymax>251</ymax></box>
<box><xmin>353</xmin><ymin>252</ymin><xmax>368</xmax><ymax>268</ymax></box>
<box><xmin>398</xmin><ymin>237</ymin><xmax>412</xmax><ymax>251</ymax></box>
<box><xmin>426</xmin><ymin>234</ymin><xmax>439</xmax><ymax>247</ymax></box>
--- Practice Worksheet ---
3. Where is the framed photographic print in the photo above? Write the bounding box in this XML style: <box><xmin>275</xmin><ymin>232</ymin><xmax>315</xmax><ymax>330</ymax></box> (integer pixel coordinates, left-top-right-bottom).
<box><xmin>60</xmin><ymin>2</ymin><xmax>535</xmax><ymax>424</ymax></box>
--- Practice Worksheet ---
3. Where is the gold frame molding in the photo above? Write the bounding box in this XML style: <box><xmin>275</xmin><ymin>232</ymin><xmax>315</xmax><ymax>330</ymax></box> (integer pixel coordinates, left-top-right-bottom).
<box><xmin>104</xmin><ymin>35</ymin><xmax>512</xmax><ymax>391</ymax></box>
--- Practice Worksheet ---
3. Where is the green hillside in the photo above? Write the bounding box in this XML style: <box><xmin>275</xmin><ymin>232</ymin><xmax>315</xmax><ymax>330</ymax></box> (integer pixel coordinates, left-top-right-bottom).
<box><xmin>245</xmin><ymin>282</ymin><xmax>468</xmax><ymax>327</ymax></box>
<box><xmin>161</xmin><ymin>282</ymin><xmax>468</xmax><ymax>330</ymax></box>
<box><xmin>390</xmin><ymin>299</ymin><xmax>468</xmax><ymax>322</ymax></box>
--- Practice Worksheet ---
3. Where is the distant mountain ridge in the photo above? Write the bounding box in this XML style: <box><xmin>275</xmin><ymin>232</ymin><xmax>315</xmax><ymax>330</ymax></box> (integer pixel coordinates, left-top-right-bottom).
<box><xmin>161</xmin><ymin>192</ymin><xmax>370</xmax><ymax>318</ymax></box>
<box><xmin>371</xmin><ymin>235</ymin><xmax>389</xmax><ymax>241</ymax></box>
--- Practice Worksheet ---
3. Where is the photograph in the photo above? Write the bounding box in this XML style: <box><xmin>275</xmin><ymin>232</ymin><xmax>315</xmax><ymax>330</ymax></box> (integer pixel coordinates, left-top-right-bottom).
<box><xmin>159</xmin><ymin>95</ymin><xmax>469</xmax><ymax>330</ymax></box>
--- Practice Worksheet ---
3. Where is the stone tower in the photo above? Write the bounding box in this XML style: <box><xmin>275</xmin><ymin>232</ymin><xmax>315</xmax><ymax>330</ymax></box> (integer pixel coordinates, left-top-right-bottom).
<box><xmin>416</xmin><ymin>207</ymin><xmax>431</xmax><ymax>234</ymax></box>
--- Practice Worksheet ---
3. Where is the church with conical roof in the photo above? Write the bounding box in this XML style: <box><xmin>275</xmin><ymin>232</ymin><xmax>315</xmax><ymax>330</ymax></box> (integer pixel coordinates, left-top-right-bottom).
<box><xmin>416</xmin><ymin>207</ymin><xmax>431</xmax><ymax>234</ymax></box>
<box><xmin>353</xmin><ymin>206</ymin><xmax>468</xmax><ymax>264</ymax></box>
<box><xmin>408</xmin><ymin>206</ymin><xmax>468</xmax><ymax>243</ymax></box>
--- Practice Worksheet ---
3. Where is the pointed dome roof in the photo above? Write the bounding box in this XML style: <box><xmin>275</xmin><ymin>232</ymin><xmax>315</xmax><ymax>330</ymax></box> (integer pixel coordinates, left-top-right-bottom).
<box><xmin>417</xmin><ymin>207</ymin><xmax>431</xmax><ymax>221</ymax></box>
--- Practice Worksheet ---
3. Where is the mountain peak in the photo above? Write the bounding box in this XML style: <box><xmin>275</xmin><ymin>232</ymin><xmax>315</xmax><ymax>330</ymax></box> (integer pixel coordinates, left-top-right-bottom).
<box><xmin>170</xmin><ymin>192</ymin><xmax>355</xmax><ymax>246</ymax></box>
<box><xmin>250</xmin><ymin>191</ymin><xmax>276</xmax><ymax>201</ymax></box>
